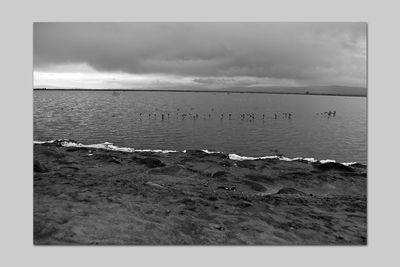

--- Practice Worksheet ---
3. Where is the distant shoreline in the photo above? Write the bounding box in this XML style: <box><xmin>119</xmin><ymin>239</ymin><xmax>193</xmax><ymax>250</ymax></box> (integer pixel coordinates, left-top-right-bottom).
<box><xmin>33</xmin><ymin>88</ymin><xmax>366</xmax><ymax>97</ymax></box>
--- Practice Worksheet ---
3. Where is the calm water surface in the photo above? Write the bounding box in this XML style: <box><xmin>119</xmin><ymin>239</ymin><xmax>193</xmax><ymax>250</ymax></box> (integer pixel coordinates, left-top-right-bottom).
<box><xmin>34</xmin><ymin>91</ymin><xmax>367</xmax><ymax>163</ymax></box>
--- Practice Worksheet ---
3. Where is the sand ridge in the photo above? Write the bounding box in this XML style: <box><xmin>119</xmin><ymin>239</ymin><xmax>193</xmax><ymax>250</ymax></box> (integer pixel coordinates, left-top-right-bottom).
<box><xmin>34</xmin><ymin>144</ymin><xmax>367</xmax><ymax>245</ymax></box>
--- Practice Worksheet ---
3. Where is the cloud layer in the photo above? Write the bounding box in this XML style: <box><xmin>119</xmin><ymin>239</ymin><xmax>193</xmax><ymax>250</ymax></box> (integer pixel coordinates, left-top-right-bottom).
<box><xmin>34</xmin><ymin>22</ymin><xmax>366</xmax><ymax>88</ymax></box>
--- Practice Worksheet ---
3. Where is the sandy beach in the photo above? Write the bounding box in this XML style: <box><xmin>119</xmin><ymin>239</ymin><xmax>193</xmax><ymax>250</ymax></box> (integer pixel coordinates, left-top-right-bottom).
<box><xmin>34</xmin><ymin>142</ymin><xmax>367</xmax><ymax>245</ymax></box>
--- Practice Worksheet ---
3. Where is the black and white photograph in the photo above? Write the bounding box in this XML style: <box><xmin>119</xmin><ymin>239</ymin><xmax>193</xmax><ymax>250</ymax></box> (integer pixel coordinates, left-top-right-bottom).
<box><xmin>33</xmin><ymin>22</ymin><xmax>367</xmax><ymax>245</ymax></box>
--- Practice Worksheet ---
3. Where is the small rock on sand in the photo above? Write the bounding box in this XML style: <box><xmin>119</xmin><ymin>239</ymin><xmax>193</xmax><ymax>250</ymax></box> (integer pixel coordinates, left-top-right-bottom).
<box><xmin>212</xmin><ymin>171</ymin><xmax>229</xmax><ymax>177</ymax></box>
<box><xmin>133</xmin><ymin>157</ymin><xmax>166</xmax><ymax>168</ymax></box>
<box><xmin>109</xmin><ymin>157</ymin><xmax>121</xmax><ymax>164</ymax></box>
<box><xmin>34</xmin><ymin>160</ymin><xmax>48</xmax><ymax>173</ymax></box>
<box><xmin>208</xmin><ymin>196</ymin><xmax>218</xmax><ymax>201</ymax></box>
<box><xmin>313</xmin><ymin>162</ymin><xmax>354</xmax><ymax>172</ymax></box>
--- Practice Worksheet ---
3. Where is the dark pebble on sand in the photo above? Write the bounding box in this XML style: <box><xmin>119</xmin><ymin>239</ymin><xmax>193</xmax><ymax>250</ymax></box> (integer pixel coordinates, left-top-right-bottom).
<box><xmin>66</xmin><ymin>147</ymin><xmax>89</xmax><ymax>152</ymax></box>
<box><xmin>185</xmin><ymin>150</ymin><xmax>208</xmax><ymax>158</ymax></box>
<box><xmin>313</xmin><ymin>162</ymin><xmax>355</xmax><ymax>172</ymax></box>
<box><xmin>34</xmin><ymin>159</ymin><xmax>48</xmax><ymax>173</ymax></box>
<box><xmin>208</xmin><ymin>196</ymin><xmax>218</xmax><ymax>201</ymax></box>
<box><xmin>212</xmin><ymin>171</ymin><xmax>229</xmax><ymax>178</ymax></box>
<box><xmin>236</xmin><ymin>202</ymin><xmax>252</xmax><ymax>208</ymax></box>
<box><xmin>185</xmin><ymin>149</ymin><xmax>228</xmax><ymax>159</ymax></box>
<box><xmin>132</xmin><ymin>156</ymin><xmax>166</xmax><ymax>168</ymax></box>
<box><xmin>109</xmin><ymin>157</ymin><xmax>121</xmax><ymax>164</ymax></box>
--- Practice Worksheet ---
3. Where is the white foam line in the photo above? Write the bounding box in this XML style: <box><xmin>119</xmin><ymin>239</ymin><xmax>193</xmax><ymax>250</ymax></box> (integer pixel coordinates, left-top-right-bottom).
<box><xmin>59</xmin><ymin>140</ymin><xmax>178</xmax><ymax>154</ymax></box>
<box><xmin>201</xmin><ymin>149</ymin><xmax>221</xmax><ymax>154</ymax></box>
<box><xmin>33</xmin><ymin>141</ymin><xmax>48</xmax><ymax>144</ymax></box>
<box><xmin>33</xmin><ymin>140</ymin><xmax>362</xmax><ymax>166</ymax></box>
<box><xmin>228</xmin><ymin>153</ymin><xmax>318</xmax><ymax>163</ymax></box>
<box><xmin>319</xmin><ymin>159</ymin><xmax>337</xmax><ymax>164</ymax></box>
<box><xmin>342</xmin><ymin>162</ymin><xmax>359</xmax><ymax>166</ymax></box>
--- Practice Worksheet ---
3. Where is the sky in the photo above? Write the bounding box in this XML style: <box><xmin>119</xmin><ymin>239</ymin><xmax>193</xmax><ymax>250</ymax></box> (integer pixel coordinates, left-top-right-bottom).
<box><xmin>33</xmin><ymin>22</ymin><xmax>367</xmax><ymax>90</ymax></box>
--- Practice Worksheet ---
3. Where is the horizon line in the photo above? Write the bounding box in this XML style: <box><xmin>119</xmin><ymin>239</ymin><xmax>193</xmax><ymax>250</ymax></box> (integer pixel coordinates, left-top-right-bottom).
<box><xmin>33</xmin><ymin>88</ymin><xmax>367</xmax><ymax>97</ymax></box>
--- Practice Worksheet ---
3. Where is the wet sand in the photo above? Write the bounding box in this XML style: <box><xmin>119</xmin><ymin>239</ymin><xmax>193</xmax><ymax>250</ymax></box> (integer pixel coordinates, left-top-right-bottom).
<box><xmin>34</xmin><ymin>143</ymin><xmax>367</xmax><ymax>245</ymax></box>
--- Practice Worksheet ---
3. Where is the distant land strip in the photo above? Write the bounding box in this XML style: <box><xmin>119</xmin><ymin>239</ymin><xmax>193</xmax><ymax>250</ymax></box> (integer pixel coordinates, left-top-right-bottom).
<box><xmin>33</xmin><ymin>88</ymin><xmax>367</xmax><ymax>97</ymax></box>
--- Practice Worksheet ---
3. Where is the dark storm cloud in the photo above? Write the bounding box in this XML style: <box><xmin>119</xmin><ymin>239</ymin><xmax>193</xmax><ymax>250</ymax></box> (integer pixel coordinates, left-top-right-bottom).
<box><xmin>34</xmin><ymin>22</ymin><xmax>366</xmax><ymax>86</ymax></box>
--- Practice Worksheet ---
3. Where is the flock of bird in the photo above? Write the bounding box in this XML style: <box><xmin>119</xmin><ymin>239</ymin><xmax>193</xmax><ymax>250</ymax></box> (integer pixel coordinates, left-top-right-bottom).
<box><xmin>316</xmin><ymin>110</ymin><xmax>337</xmax><ymax>117</ymax></box>
<box><xmin>134</xmin><ymin>109</ymin><xmax>337</xmax><ymax>121</ymax></box>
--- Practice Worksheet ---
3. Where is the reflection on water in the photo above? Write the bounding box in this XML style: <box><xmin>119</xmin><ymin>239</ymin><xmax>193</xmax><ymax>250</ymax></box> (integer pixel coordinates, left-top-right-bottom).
<box><xmin>34</xmin><ymin>91</ymin><xmax>367</xmax><ymax>163</ymax></box>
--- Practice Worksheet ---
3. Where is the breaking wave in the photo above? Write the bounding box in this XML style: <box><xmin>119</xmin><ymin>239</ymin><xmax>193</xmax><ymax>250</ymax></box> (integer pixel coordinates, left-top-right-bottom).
<box><xmin>33</xmin><ymin>139</ymin><xmax>361</xmax><ymax>166</ymax></box>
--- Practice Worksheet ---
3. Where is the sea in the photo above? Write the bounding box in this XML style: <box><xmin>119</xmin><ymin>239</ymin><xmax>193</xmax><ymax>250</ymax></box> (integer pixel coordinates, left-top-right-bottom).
<box><xmin>34</xmin><ymin>90</ymin><xmax>367</xmax><ymax>164</ymax></box>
